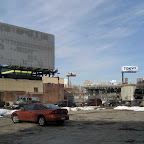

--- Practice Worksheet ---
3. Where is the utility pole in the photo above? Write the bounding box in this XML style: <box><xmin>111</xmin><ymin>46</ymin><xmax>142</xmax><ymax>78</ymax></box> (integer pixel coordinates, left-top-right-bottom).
<box><xmin>122</xmin><ymin>72</ymin><xmax>124</xmax><ymax>84</ymax></box>
<box><xmin>142</xmin><ymin>78</ymin><xmax>143</xmax><ymax>99</ymax></box>
<box><xmin>66</xmin><ymin>72</ymin><xmax>76</xmax><ymax>87</ymax></box>
<box><xmin>57</xmin><ymin>73</ymin><xmax>60</xmax><ymax>102</ymax></box>
<box><xmin>67</xmin><ymin>76</ymin><xmax>70</xmax><ymax>87</ymax></box>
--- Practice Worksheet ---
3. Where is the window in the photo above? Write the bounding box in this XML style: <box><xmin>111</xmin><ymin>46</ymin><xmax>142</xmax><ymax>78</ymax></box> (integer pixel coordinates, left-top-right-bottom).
<box><xmin>24</xmin><ymin>104</ymin><xmax>35</xmax><ymax>111</ymax></box>
<box><xmin>47</xmin><ymin>83</ymin><xmax>54</xmax><ymax>86</ymax></box>
<box><xmin>33</xmin><ymin>105</ymin><xmax>44</xmax><ymax>110</ymax></box>
<box><xmin>47</xmin><ymin>83</ymin><xmax>52</xmax><ymax>86</ymax></box>
<box><xmin>41</xmin><ymin>104</ymin><xmax>60</xmax><ymax>109</ymax></box>
<box><xmin>34</xmin><ymin>87</ymin><xmax>38</xmax><ymax>92</ymax></box>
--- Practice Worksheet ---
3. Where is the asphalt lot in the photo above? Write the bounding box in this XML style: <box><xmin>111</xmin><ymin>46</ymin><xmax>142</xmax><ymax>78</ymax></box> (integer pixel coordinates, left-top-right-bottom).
<box><xmin>0</xmin><ymin>109</ymin><xmax>144</xmax><ymax>144</ymax></box>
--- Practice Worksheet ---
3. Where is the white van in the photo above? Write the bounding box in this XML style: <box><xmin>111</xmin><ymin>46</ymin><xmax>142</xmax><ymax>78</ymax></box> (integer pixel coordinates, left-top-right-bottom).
<box><xmin>17</xmin><ymin>96</ymin><xmax>40</xmax><ymax>101</ymax></box>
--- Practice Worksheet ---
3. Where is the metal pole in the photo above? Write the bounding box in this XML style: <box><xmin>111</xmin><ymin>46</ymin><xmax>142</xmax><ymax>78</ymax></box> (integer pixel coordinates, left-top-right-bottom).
<box><xmin>58</xmin><ymin>76</ymin><xmax>59</xmax><ymax>102</ymax></box>
<box><xmin>122</xmin><ymin>72</ymin><xmax>124</xmax><ymax>84</ymax></box>
<box><xmin>95</xmin><ymin>93</ymin><xmax>97</xmax><ymax>106</ymax></box>
<box><xmin>68</xmin><ymin>76</ymin><xmax>69</xmax><ymax>87</ymax></box>
<box><xmin>28</xmin><ymin>92</ymin><xmax>29</xmax><ymax>105</ymax></box>
<box><xmin>5</xmin><ymin>91</ymin><xmax>7</xmax><ymax>109</ymax></box>
<box><xmin>142</xmin><ymin>79</ymin><xmax>143</xmax><ymax>98</ymax></box>
<box><xmin>67</xmin><ymin>92</ymin><xmax>68</xmax><ymax>107</ymax></box>
<box><xmin>116</xmin><ymin>95</ymin><xmax>118</xmax><ymax>107</ymax></box>
<box><xmin>81</xmin><ymin>92</ymin><xmax>84</xmax><ymax>107</ymax></box>
<box><xmin>106</xmin><ymin>91</ymin><xmax>108</xmax><ymax>107</ymax></box>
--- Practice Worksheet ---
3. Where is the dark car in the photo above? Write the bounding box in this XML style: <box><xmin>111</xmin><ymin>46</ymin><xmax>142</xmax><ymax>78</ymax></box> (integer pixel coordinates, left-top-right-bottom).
<box><xmin>57</xmin><ymin>100</ymin><xmax>76</xmax><ymax>107</ymax></box>
<box><xmin>82</xmin><ymin>99</ymin><xmax>102</xmax><ymax>106</ymax></box>
<box><xmin>0</xmin><ymin>100</ymin><xmax>10</xmax><ymax>107</ymax></box>
<box><xmin>11</xmin><ymin>103</ymin><xmax>69</xmax><ymax>126</ymax></box>
<box><xmin>11</xmin><ymin>100</ymin><xmax>41</xmax><ymax>109</ymax></box>
<box><xmin>121</xmin><ymin>101</ymin><xmax>131</xmax><ymax>106</ymax></box>
<box><xmin>103</xmin><ymin>99</ymin><xmax>119</xmax><ymax>107</ymax></box>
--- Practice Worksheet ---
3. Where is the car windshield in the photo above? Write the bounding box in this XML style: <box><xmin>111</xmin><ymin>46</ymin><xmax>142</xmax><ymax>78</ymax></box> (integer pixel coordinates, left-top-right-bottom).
<box><xmin>41</xmin><ymin>104</ymin><xmax>60</xmax><ymax>109</ymax></box>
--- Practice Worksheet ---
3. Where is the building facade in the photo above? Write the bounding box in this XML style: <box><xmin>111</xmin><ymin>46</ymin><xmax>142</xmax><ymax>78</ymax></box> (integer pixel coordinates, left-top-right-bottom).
<box><xmin>0</xmin><ymin>77</ymin><xmax>64</xmax><ymax>105</ymax></box>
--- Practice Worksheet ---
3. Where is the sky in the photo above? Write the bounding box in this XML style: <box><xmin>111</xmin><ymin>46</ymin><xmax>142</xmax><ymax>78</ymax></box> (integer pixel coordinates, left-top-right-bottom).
<box><xmin>0</xmin><ymin>0</ymin><xmax>144</xmax><ymax>85</ymax></box>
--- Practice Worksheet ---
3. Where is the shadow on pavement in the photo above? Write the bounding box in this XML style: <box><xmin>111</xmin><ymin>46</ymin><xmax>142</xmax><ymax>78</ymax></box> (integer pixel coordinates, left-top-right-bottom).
<box><xmin>1</xmin><ymin>116</ymin><xmax>144</xmax><ymax>144</ymax></box>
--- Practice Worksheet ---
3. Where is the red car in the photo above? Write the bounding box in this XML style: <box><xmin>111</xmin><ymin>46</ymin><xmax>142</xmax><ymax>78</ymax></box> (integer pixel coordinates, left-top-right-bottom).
<box><xmin>11</xmin><ymin>103</ymin><xmax>69</xmax><ymax>126</ymax></box>
<box><xmin>82</xmin><ymin>99</ymin><xmax>102</xmax><ymax>106</ymax></box>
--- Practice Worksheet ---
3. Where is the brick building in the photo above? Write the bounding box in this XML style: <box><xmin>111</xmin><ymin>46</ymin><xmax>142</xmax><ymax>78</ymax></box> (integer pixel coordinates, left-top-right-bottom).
<box><xmin>0</xmin><ymin>77</ymin><xmax>64</xmax><ymax>105</ymax></box>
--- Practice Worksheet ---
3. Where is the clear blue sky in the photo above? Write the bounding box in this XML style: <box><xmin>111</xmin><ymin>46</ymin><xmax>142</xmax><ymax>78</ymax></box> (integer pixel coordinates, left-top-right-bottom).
<box><xmin>0</xmin><ymin>0</ymin><xmax>144</xmax><ymax>85</ymax></box>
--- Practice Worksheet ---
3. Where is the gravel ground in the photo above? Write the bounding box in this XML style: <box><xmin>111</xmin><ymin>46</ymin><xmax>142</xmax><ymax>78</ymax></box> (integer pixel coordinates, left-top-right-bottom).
<box><xmin>0</xmin><ymin>109</ymin><xmax>144</xmax><ymax>144</ymax></box>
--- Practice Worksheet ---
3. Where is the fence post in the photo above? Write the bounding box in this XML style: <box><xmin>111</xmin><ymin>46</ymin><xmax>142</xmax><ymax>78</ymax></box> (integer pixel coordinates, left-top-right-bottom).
<box><xmin>83</xmin><ymin>93</ymin><xmax>84</xmax><ymax>107</ymax></box>
<box><xmin>67</xmin><ymin>92</ymin><xmax>68</xmax><ymax>107</ymax></box>
<box><xmin>5</xmin><ymin>91</ymin><xmax>7</xmax><ymax>109</ymax></box>
<box><xmin>116</xmin><ymin>95</ymin><xmax>118</xmax><ymax>107</ymax></box>
<box><xmin>95</xmin><ymin>93</ymin><xmax>97</xmax><ymax>106</ymax></box>
<box><xmin>28</xmin><ymin>92</ymin><xmax>29</xmax><ymax>104</ymax></box>
<box><xmin>106</xmin><ymin>91</ymin><xmax>108</xmax><ymax>107</ymax></box>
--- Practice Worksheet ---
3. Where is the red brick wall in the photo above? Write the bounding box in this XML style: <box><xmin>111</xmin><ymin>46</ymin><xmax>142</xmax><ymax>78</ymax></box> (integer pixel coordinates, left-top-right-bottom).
<box><xmin>0</xmin><ymin>91</ymin><xmax>26</xmax><ymax>101</ymax></box>
<box><xmin>0</xmin><ymin>83</ymin><xmax>64</xmax><ymax>105</ymax></box>
<box><xmin>43</xmin><ymin>83</ymin><xmax>64</xmax><ymax>104</ymax></box>
<box><xmin>64</xmin><ymin>88</ymin><xmax>73</xmax><ymax>92</ymax></box>
<box><xmin>0</xmin><ymin>91</ymin><xmax>44</xmax><ymax>104</ymax></box>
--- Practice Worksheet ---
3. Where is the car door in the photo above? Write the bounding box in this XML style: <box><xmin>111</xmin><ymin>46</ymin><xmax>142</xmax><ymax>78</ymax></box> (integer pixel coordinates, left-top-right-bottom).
<box><xmin>32</xmin><ymin>104</ymin><xmax>45</xmax><ymax>121</ymax></box>
<box><xmin>20</xmin><ymin>104</ymin><xmax>35</xmax><ymax>121</ymax></box>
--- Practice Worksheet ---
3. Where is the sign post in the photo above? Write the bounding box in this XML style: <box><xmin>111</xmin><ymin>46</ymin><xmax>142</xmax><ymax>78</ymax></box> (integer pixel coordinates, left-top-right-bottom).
<box><xmin>66</xmin><ymin>72</ymin><xmax>76</xmax><ymax>87</ymax></box>
<box><xmin>121</xmin><ymin>66</ymin><xmax>138</xmax><ymax>84</ymax></box>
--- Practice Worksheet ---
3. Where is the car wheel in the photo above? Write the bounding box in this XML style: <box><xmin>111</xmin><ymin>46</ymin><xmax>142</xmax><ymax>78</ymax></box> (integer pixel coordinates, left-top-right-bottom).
<box><xmin>12</xmin><ymin>114</ymin><xmax>20</xmax><ymax>123</ymax></box>
<box><xmin>38</xmin><ymin>116</ymin><xmax>46</xmax><ymax>126</ymax></box>
<box><xmin>56</xmin><ymin>120</ymin><xmax>64</xmax><ymax>125</ymax></box>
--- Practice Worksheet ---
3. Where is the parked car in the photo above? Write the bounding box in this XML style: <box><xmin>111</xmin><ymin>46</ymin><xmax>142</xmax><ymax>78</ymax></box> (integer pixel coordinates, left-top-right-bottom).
<box><xmin>82</xmin><ymin>98</ymin><xmax>102</xmax><ymax>106</ymax></box>
<box><xmin>0</xmin><ymin>100</ymin><xmax>10</xmax><ymax>107</ymax></box>
<box><xmin>11</xmin><ymin>103</ymin><xmax>69</xmax><ymax>126</ymax></box>
<box><xmin>102</xmin><ymin>99</ymin><xmax>119</xmax><ymax>107</ymax></box>
<box><xmin>11</xmin><ymin>100</ymin><xmax>41</xmax><ymax>109</ymax></box>
<box><xmin>57</xmin><ymin>100</ymin><xmax>76</xmax><ymax>107</ymax></box>
<box><xmin>120</xmin><ymin>101</ymin><xmax>131</xmax><ymax>106</ymax></box>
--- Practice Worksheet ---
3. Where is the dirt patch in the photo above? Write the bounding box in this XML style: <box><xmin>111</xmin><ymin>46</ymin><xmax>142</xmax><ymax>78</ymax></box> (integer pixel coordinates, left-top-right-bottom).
<box><xmin>0</xmin><ymin>109</ymin><xmax>144</xmax><ymax>144</ymax></box>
